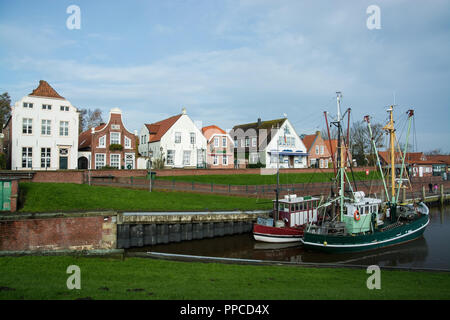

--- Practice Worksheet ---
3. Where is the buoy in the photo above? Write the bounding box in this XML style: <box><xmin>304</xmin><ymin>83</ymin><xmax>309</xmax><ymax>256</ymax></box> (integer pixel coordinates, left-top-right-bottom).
<box><xmin>354</xmin><ymin>209</ymin><xmax>361</xmax><ymax>221</ymax></box>
<box><xmin>324</xmin><ymin>241</ymin><xmax>327</xmax><ymax>246</ymax></box>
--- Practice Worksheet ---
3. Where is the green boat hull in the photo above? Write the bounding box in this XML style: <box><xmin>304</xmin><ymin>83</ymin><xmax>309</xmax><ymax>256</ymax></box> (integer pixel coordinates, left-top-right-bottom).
<box><xmin>301</xmin><ymin>214</ymin><xmax>429</xmax><ymax>253</ymax></box>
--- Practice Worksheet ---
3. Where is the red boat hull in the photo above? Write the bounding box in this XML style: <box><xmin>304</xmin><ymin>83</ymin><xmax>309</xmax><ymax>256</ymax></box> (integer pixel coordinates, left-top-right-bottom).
<box><xmin>253</xmin><ymin>224</ymin><xmax>304</xmax><ymax>243</ymax></box>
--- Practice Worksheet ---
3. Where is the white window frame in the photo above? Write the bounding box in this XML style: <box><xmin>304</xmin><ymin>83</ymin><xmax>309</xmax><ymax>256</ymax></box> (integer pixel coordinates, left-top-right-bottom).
<box><xmin>124</xmin><ymin>136</ymin><xmax>131</xmax><ymax>149</ymax></box>
<box><xmin>213</xmin><ymin>155</ymin><xmax>218</xmax><ymax>165</ymax></box>
<box><xmin>60</xmin><ymin>106</ymin><xmax>69</xmax><ymax>111</ymax></box>
<box><xmin>23</xmin><ymin>102</ymin><xmax>33</xmax><ymax>108</ymax></box>
<box><xmin>95</xmin><ymin>153</ymin><xmax>106</xmax><ymax>169</ymax></box>
<box><xmin>190</xmin><ymin>132</ymin><xmax>195</xmax><ymax>144</ymax></box>
<box><xmin>41</xmin><ymin>119</ymin><xmax>51</xmax><ymax>136</ymax></box>
<box><xmin>214</xmin><ymin>137</ymin><xmax>219</xmax><ymax>147</ymax></box>
<box><xmin>40</xmin><ymin>147</ymin><xmax>51</xmax><ymax>168</ymax></box>
<box><xmin>42</xmin><ymin>104</ymin><xmax>52</xmax><ymax>110</ymax></box>
<box><xmin>222</xmin><ymin>155</ymin><xmax>228</xmax><ymax>165</ymax></box>
<box><xmin>59</xmin><ymin>121</ymin><xmax>69</xmax><ymax>136</ymax></box>
<box><xmin>110</xmin><ymin>132</ymin><xmax>120</xmax><ymax>145</ymax></box>
<box><xmin>110</xmin><ymin>153</ymin><xmax>121</xmax><ymax>169</ymax></box>
<box><xmin>252</xmin><ymin>137</ymin><xmax>256</xmax><ymax>147</ymax></box>
<box><xmin>98</xmin><ymin>135</ymin><xmax>106</xmax><ymax>148</ymax></box>
<box><xmin>22</xmin><ymin>118</ymin><xmax>32</xmax><ymax>134</ymax></box>
<box><xmin>22</xmin><ymin>147</ymin><xmax>32</xmax><ymax>168</ymax></box>
<box><xmin>183</xmin><ymin>151</ymin><xmax>191</xmax><ymax>166</ymax></box>
<box><xmin>175</xmin><ymin>132</ymin><xmax>181</xmax><ymax>144</ymax></box>
<box><xmin>222</xmin><ymin>137</ymin><xmax>227</xmax><ymax>148</ymax></box>
<box><xmin>315</xmin><ymin>145</ymin><xmax>319</xmax><ymax>155</ymax></box>
<box><xmin>320</xmin><ymin>145</ymin><xmax>324</xmax><ymax>155</ymax></box>
<box><xmin>167</xmin><ymin>150</ymin><xmax>175</xmax><ymax>165</ymax></box>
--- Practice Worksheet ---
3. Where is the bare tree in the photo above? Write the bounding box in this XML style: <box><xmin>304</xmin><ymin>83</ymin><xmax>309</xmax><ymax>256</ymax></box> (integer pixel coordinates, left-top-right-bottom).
<box><xmin>79</xmin><ymin>108</ymin><xmax>104</xmax><ymax>132</ymax></box>
<box><xmin>350</xmin><ymin>120</ymin><xmax>385</xmax><ymax>166</ymax></box>
<box><xmin>0</xmin><ymin>92</ymin><xmax>11</xmax><ymax>129</ymax></box>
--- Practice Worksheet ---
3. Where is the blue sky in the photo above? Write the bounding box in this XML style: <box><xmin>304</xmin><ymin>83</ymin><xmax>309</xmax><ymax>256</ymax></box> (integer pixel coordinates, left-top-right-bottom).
<box><xmin>1</xmin><ymin>0</ymin><xmax>449</xmax><ymax>152</ymax></box>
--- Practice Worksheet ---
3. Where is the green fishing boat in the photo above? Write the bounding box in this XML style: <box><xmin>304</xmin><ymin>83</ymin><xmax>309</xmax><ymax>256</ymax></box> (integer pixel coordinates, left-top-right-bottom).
<box><xmin>301</xmin><ymin>94</ymin><xmax>429</xmax><ymax>253</ymax></box>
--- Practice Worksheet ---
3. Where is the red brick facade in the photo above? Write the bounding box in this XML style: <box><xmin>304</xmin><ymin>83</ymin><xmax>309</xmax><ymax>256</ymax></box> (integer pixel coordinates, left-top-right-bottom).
<box><xmin>79</xmin><ymin>109</ymin><xmax>137</xmax><ymax>170</ymax></box>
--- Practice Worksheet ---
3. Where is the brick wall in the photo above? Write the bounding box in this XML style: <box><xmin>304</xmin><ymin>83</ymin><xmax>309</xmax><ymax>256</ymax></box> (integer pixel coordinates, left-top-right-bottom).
<box><xmin>0</xmin><ymin>215</ymin><xmax>116</xmax><ymax>251</ymax></box>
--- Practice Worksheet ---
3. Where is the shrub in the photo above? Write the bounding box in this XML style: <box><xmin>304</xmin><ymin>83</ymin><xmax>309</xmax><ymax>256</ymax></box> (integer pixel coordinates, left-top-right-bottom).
<box><xmin>109</xmin><ymin>144</ymin><xmax>123</xmax><ymax>151</ymax></box>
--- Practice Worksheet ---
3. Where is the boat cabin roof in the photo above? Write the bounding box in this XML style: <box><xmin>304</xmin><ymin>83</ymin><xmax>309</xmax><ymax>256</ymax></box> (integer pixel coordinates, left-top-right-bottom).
<box><xmin>273</xmin><ymin>195</ymin><xmax>320</xmax><ymax>204</ymax></box>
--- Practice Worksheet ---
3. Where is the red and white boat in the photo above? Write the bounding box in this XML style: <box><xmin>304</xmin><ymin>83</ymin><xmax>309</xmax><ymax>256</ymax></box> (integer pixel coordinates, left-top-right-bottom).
<box><xmin>253</xmin><ymin>194</ymin><xmax>320</xmax><ymax>243</ymax></box>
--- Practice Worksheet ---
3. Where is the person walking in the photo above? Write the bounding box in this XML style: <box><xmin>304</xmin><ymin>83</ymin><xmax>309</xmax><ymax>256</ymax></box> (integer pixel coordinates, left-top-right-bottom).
<box><xmin>434</xmin><ymin>183</ymin><xmax>438</xmax><ymax>194</ymax></box>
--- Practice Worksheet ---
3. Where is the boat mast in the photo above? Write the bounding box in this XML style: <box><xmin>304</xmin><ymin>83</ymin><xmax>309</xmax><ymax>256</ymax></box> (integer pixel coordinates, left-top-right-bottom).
<box><xmin>336</xmin><ymin>92</ymin><xmax>344</xmax><ymax>221</ymax></box>
<box><xmin>383</xmin><ymin>105</ymin><xmax>396</xmax><ymax>204</ymax></box>
<box><xmin>395</xmin><ymin>109</ymin><xmax>414</xmax><ymax>203</ymax></box>
<box><xmin>275</xmin><ymin>123</ymin><xmax>280</xmax><ymax>222</ymax></box>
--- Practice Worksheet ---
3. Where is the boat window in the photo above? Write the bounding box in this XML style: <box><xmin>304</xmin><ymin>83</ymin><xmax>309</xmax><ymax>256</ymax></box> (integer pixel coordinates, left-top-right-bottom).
<box><xmin>373</xmin><ymin>205</ymin><xmax>377</xmax><ymax>213</ymax></box>
<box><xmin>360</xmin><ymin>206</ymin><xmax>365</xmax><ymax>215</ymax></box>
<box><xmin>295</xmin><ymin>203</ymin><xmax>299</xmax><ymax>211</ymax></box>
<box><xmin>279</xmin><ymin>203</ymin><xmax>284</xmax><ymax>211</ymax></box>
<box><xmin>291</xmin><ymin>204</ymin><xmax>295</xmax><ymax>212</ymax></box>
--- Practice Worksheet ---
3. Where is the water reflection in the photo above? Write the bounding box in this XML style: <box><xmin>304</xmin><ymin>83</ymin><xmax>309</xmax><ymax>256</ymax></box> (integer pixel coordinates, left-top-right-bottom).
<box><xmin>128</xmin><ymin>205</ymin><xmax>450</xmax><ymax>270</ymax></box>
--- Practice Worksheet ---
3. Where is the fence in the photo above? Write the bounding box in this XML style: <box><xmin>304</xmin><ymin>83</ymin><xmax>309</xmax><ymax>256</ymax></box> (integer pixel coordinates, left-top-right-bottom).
<box><xmin>90</xmin><ymin>175</ymin><xmax>450</xmax><ymax>201</ymax></box>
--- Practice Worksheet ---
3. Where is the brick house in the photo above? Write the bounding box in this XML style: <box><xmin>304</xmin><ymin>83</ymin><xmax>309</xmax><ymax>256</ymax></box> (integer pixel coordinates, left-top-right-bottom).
<box><xmin>202</xmin><ymin>125</ymin><xmax>234</xmax><ymax>168</ymax></box>
<box><xmin>78</xmin><ymin>108</ymin><xmax>137</xmax><ymax>169</ymax></box>
<box><xmin>301</xmin><ymin>131</ymin><xmax>332</xmax><ymax>168</ymax></box>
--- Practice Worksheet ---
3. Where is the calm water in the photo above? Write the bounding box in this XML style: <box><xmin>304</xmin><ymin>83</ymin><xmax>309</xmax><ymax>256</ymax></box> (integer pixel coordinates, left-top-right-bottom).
<box><xmin>128</xmin><ymin>205</ymin><xmax>450</xmax><ymax>270</ymax></box>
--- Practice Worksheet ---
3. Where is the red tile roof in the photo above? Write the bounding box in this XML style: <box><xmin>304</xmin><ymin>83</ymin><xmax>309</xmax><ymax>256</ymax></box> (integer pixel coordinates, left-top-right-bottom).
<box><xmin>145</xmin><ymin>114</ymin><xmax>182</xmax><ymax>142</ymax></box>
<box><xmin>378</xmin><ymin>151</ymin><xmax>428</xmax><ymax>164</ymax></box>
<box><xmin>302</xmin><ymin>134</ymin><xmax>317</xmax><ymax>151</ymax></box>
<box><xmin>202</xmin><ymin>125</ymin><xmax>226</xmax><ymax>139</ymax></box>
<box><xmin>29</xmin><ymin>80</ymin><xmax>65</xmax><ymax>99</ymax></box>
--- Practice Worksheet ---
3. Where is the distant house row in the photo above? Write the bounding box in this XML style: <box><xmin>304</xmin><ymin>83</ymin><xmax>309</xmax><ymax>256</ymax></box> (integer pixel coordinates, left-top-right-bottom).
<box><xmin>2</xmin><ymin>80</ymin><xmax>448</xmax><ymax>175</ymax></box>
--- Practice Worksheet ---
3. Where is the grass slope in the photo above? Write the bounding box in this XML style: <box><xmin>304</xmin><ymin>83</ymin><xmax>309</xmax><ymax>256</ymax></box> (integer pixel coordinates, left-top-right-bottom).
<box><xmin>156</xmin><ymin>171</ymin><xmax>381</xmax><ymax>185</ymax></box>
<box><xmin>0</xmin><ymin>256</ymin><xmax>449</xmax><ymax>300</ymax></box>
<box><xmin>19</xmin><ymin>182</ymin><xmax>271</xmax><ymax>213</ymax></box>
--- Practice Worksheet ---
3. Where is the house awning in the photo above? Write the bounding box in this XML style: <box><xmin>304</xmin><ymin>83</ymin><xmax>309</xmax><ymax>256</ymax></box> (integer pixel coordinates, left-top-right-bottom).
<box><xmin>269</xmin><ymin>150</ymin><xmax>309</xmax><ymax>156</ymax></box>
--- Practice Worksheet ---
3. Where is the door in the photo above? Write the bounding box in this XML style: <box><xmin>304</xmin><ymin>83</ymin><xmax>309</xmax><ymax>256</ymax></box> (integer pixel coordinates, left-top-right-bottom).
<box><xmin>59</xmin><ymin>148</ymin><xmax>69</xmax><ymax>170</ymax></box>
<box><xmin>1</xmin><ymin>181</ymin><xmax>11</xmax><ymax>211</ymax></box>
<box><xmin>125</xmin><ymin>153</ymin><xmax>135</xmax><ymax>170</ymax></box>
<box><xmin>78</xmin><ymin>157</ymin><xmax>88</xmax><ymax>169</ymax></box>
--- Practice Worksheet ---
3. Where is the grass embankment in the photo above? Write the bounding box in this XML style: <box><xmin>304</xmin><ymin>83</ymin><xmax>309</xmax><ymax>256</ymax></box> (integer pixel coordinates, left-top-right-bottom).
<box><xmin>0</xmin><ymin>256</ymin><xmax>449</xmax><ymax>300</ymax></box>
<box><xmin>18</xmin><ymin>182</ymin><xmax>271</xmax><ymax>213</ymax></box>
<box><xmin>155</xmin><ymin>171</ymin><xmax>381</xmax><ymax>185</ymax></box>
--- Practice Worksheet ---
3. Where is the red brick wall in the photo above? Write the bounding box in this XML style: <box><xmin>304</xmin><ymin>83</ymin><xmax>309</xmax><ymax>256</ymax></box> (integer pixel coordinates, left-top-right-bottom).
<box><xmin>0</xmin><ymin>215</ymin><xmax>115</xmax><ymax>251</ymax></box>
<box><xmin>31</xmin><ymin>170</ymin><xmax>85</xmax><ymax>184</ymax></box>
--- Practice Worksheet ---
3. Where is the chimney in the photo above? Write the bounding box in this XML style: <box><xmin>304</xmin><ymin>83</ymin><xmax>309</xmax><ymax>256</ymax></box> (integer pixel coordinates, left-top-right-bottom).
<box><xmin>257</xmin><ymin>118</ymin><xmax>262</xmax><ymax>127</ymax></box>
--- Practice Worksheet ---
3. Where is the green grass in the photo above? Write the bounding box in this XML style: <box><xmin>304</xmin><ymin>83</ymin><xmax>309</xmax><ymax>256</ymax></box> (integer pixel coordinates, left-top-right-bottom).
<box><xmin>0</xmin><ymin>256</ymin><xmax>449</xmax><ymax>300</ymax></box>
<box><xmin>155</xmin><ymin>171</ymin><xmax>381</xmax><ymax>185</ymax></box>
<box><xmin>18</xmin><ymin>182</ymin><xmax>271</xmax><ymax>213</ymax></box>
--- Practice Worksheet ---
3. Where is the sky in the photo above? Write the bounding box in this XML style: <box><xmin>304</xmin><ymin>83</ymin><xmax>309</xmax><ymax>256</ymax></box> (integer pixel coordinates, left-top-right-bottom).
<box><xmin>0</xmin><ymin>0</ymin><xmax>449</xmax><ymax>152</ymax></box>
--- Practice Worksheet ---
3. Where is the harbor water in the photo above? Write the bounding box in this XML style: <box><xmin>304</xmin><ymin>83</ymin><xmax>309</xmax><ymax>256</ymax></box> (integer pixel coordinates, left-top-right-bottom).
<box><xmin>127</xmin><ymin>205</ymin><xmax>450</xmax><ymax>270</ymax></box>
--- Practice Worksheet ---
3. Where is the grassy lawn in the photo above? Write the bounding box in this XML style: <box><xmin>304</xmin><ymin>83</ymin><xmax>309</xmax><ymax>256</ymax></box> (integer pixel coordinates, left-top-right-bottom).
<box><xmin>155</xmin><ymin>171</ymin><xmax>381</xmax><ymax>185</ymax></box>
<box><xmin>18</xmin><ymin>182</ymin><xmax>271</xmax><ymax>213</ymax></box>
<box><xmin>0</xmin><ymin>256</ymin><xmax>449</xmax><ymax>300</ymax></box>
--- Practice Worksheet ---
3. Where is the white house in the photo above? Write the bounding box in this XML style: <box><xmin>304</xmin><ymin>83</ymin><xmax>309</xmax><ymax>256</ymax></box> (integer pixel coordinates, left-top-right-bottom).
<box><xmin>3</xmin><ymin>80</ymin><xmax>79</xmax><ymax>170</ymax></box>
<box><xmin>231</xmin><ymin>117</ymin><xmax>308</xmax><ymax>169</ymax></box>
<box><xmin>139</xmin><ymin>108</ymin><xmax>207</xmax><ymax>168</ymax></box>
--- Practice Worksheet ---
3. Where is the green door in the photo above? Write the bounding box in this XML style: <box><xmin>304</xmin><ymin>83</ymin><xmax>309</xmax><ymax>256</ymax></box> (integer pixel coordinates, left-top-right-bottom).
<box><xmin>0</xmin><ymin>181</ymin><xmax>11</xmax><ymax>211</ymax></box>
<box><xmin>59</xmin><ymin>156</ymin><xmax>68</xmax><ymax>170</ymax></box>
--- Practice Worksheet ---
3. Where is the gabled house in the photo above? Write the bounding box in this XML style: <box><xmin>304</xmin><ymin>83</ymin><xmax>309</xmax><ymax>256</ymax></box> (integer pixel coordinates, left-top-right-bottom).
<box><xmin>3</xmin><ymin>80</ymin><xmax>79</xmax><ymax>170</ymax></box>
<box><xmin>78</xmin><ymin>108</ymin><xmax>137</xmax><ymax>169</ymax></box>
<box><xmin>138</xmin><ymin>108</ymin><xmax>207</xmax><ymax>169</ymax></box>
<box><xmin>301</xmin><ymin>131</ymin><xmax>332</xmax><ymax>168</ymax></box>
<box><xmin>202</xmin><ymin>125</ymin><xmax>234</xmax><ymax>168</ymax></box>
<box><xmin>324</xmin><ymin>139</ymin><xmax>353</xmax><ymax>168</ymax></box>
<box><xmin>230</xmin><ymin>117</ymin><xmax>308</xmax><ymax>169</ymax></box>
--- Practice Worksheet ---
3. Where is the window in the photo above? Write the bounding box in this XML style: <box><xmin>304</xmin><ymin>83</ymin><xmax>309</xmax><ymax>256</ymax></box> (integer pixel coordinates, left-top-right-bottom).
<box><xmin>167</xmin><ymin>150</ymin><xmax>175</xmax><ymax>165</ymax></box>
<box><xmin>291</xmin><ymin>137</ymin><xmax>295</xmax><ymax>146</ymax></box>
<box><xmin>175</xmin><ymin>132</ymin><xmax>181</xmax><ymax>143</ymax></box>
<box><xmin>22</xmin><ymin>147</ymin><xmax>32</xmax><ymax>168</ymax></box>
<box><xmin>110</xmin><ymin>154</ymin><xmax>120</xmax><ymax>169</ymax></box>
<box><xmin>245</xmin><ymin>137</ymin><xmax>249</xmax><ymax>147</ymax></box>
<box><xmin>22</xmin><ymin>118</ymin><xmax>32</xmax><ymax>134</ymax></box>
<box><xmin>98</xmin><ymin>135</ymin><xmax>106</xmax><ymax>148</ymax></box>
<box><xmin>40</xmin><ymin>148</ymin><xmax>51</xmax><ymax>168</ymax></box>
<box><xmin>320</xmin><ymin>145</ymin><xmax>324</xmax><ymax>155</ymax></box>
<box><xmin>59</xmin><ymin>121</ymin><xmax>69</xmax><ymax>136</ymax></box>
<box><xmin>214</xmin><ymin>137</ymin><xmax>219</xmax><ymax>147</ymax></box>
<box><xmin>124</xmin><ymin>136</ymin><xmax>131</xmax><ymax>149</ymax></box>
<box><xmin>110</xmin><ymin>132</ymin><xmax>120</xmax><ymax>145</ymax></box>
<box><xmin>190</xmin><ymin>132</ymin><xmax>195</xmax><ymax>144</ymax></box>
<box><xmin>183</xmin><ymin>151</ymin><xmax>191</xmax><ymax>165</ymax></box>
<box><xmin>95</xmin><ymin>154</ymin><xmax>106</xmax><ymax>169</ymax></box>
<box><xmin>316</xmin><ymin>145</ymin><xmax>319</xmax><ymax>155</ymax></box>
<box><xmin>222</xmin><ymin>155</ymin><xmax>228</xmax><ymax>165</ymax></box>
<box><xmin>252</xmin><ymin>137</ymin><xmax>256</xmax><ymax>147</ymax></box>
<box><xmin>41</xmin><ymin>120</ymin><xmax>51</xmax><ymax>135</ymax></box>
<box><xmin>42</xmin><ymin>104</ymin><xmax>52</xmax><ymax>110</ymax></box>
<box><xmin>213</xmin><ymin>155</ymin><xmax>218</xmax><ymax>165</ymax></box>
<box><xmin>222</xmin><ymin>137</ymin><xmax>227</xmax><ymax>147</ymax></box>
<box><xmin>60</xmin><ymin>106</ymin><xmax>69</xmax><ymax>111</ymax></box>
<box><xmin>250</xmin><ymin>152</ymin><xmax>259</xmax><ymax>164</ymax></box>
<box><xmin>23</xmin><ymin>102</ymin><xmax>33</xmax><ymax>108</ymax></box>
